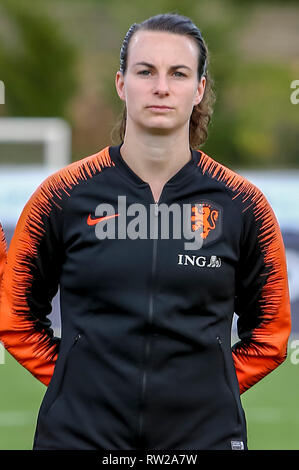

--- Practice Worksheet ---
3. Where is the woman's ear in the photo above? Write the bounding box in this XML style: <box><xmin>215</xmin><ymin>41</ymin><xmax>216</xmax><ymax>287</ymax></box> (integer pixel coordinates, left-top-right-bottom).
<box><xmin>194</xmin><ymin>75</ymin><xmax>206</xmax><ymax>106</ymax></box>
<box><xmin>115</xmin><ymin>71</ymin><xmax>126</xmax><ymax>102</ymax></box>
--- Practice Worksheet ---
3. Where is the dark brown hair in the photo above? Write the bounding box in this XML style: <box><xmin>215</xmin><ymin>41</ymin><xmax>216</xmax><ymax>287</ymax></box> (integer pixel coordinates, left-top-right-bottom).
<box><xmin>112</xmin><ymin>13</ymin><xmax>216</xmax><ymax>149</ymax></box>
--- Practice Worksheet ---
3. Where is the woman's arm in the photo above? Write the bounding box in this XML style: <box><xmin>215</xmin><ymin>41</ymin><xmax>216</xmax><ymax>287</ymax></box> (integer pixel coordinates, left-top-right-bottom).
<box><xmin>232</xmin><ymin>188</ymin><xmax>291</xmax><ymax>394</ymax></box>
<box><xmin>0</xmin><ymin>148</ymin><xmax>113</xmax><ymax>386</ymax></box>
<box><xmin>0</xmin><ymin>178</ymin><xmax>65</xmax><ymax>386</ymax></box>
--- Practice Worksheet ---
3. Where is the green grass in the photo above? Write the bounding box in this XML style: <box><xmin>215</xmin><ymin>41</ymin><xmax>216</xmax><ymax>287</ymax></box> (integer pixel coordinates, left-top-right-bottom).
<box><xmin>241</xmin><ymin>354</ymin><xmax>299</xmax><ymax>450</ymax></box>
<box><xmin>0</xmin><ymin>350</ymin><xmax>45</xmax><ymax>450</ymax></box>
<box><xmin>0</xmin><ymin>348</ymin><xmax>298</xmax><ymax>450</ymax></box>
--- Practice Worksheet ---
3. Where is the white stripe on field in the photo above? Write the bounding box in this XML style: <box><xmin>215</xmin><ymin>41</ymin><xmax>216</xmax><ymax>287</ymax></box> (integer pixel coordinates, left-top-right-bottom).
<box><xmin>246</xmin><ymin>407</ymin><xmax>299</xmax><ymax>423</ymax></box>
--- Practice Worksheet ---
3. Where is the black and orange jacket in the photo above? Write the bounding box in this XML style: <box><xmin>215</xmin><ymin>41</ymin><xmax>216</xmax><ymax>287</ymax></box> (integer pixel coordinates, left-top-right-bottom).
<box><xmin>0</xmin><ymin>144</ymin><xmax>291</xmax><ymax>450</ymax></box>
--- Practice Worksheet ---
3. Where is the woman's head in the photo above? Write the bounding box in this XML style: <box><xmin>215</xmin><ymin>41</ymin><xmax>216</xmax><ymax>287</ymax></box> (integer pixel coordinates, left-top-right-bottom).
<box><xmin>113</xmin><ymin>13</ymin><xmax>215</xmax><ymax>149</ymax></box>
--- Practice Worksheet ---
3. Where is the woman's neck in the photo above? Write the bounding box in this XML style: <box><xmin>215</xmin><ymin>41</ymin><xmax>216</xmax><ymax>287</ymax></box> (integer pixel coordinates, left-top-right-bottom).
<box><xmin>119</xmin><ymin>128</ymin><xmax>192</xmax><ymax>186</ymax></box>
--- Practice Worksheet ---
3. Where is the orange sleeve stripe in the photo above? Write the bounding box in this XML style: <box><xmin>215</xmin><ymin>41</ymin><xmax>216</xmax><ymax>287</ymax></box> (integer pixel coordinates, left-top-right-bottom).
<box><xmin>0</xmin><ymin>147</ymin><xmax>113</xmax><ymax>386</ymax></box>
<box><xmin>198</xmin><ymin>151</ymin><xmax>291</xmax><ymax>393</ymax></box>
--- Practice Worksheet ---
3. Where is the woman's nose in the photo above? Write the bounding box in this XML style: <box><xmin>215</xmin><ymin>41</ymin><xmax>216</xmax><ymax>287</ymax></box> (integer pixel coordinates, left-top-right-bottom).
<box><xmin>152</xmin><ymin>75</ymin><xmax>170</xmax><ymax>95</ymax></box>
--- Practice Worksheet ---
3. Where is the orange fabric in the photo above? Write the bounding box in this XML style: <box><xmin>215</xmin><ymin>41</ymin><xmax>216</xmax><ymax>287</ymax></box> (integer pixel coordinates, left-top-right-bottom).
<box><xmin>198</xmin><ymin>151</ymin><xmax>291</xmax><ymax>393</ymax></box>
<box><xmin>0</xmin><ymin>147</ymin><xmax>113</xmax><ymax>385</ymax></box>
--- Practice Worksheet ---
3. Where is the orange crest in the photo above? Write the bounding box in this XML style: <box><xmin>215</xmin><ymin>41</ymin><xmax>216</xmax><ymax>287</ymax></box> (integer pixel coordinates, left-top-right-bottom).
<box><xmin>191</xmin><ymin>204</ymin><xmax>219</xmax><ymax>239</ymax></box>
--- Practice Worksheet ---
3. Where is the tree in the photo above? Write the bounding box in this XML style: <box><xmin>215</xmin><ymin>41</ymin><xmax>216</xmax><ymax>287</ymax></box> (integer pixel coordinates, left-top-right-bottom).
<box><xmin>0</xmin><ymin>0</ymin><xmax>77</xmax><ymax>118</ymax></box>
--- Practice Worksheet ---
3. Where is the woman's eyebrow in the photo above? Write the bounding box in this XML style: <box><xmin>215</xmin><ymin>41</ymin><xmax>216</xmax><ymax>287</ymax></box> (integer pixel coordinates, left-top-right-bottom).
<box><xmin>133</xmin><ymin>61</ymin><xmax>192</xmax><ymax>70</ymax></box>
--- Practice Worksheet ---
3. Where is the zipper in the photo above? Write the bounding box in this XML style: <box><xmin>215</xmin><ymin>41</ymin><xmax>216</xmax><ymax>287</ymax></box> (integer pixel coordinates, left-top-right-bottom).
<box><xmin>216</xmin><ymin>336</ymin><xmax>242</xmax><ymax>426</ymax></box>
<box><xmin>138</xmin><ymin>199</ymin><xmax>159</xmax><ymax>442</ymax></box>
<box><xmin>45</xmin><ymin>332</ymin><xmax>82</xmax><ymax>417</ymax></box>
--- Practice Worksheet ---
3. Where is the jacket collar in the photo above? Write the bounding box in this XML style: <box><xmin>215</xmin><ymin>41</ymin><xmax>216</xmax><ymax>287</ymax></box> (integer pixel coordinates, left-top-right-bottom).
<box><xmin>108</xmin><ymin>143</ymin><xmax>200</xmax><ymax>188</ymax></box>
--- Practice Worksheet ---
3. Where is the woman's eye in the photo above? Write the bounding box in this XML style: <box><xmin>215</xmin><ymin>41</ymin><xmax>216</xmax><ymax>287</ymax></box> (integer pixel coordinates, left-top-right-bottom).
<box><xmin>137</xmin><ymin>70</ymin><xmax>186</xmax><ymax>77</ymax></box>
<box><xmin>137</xmin><ymin>70</ymin><xmax>151</xmax><ymax>75</ymax></box>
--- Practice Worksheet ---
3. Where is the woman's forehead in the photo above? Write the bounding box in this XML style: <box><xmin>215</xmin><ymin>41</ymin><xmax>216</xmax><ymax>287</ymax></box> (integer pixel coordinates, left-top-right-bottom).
<box><xmin>127</xmin><ymin>30</ymin><xmax>198</xmax><ymax>66</ymax></box>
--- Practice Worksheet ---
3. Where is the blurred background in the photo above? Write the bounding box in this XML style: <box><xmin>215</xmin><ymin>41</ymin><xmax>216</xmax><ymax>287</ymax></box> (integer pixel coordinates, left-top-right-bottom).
<box><xmin>0</xmin><ymin>0</ymin><xmax>298</xmax><ymax>450</ymax></box>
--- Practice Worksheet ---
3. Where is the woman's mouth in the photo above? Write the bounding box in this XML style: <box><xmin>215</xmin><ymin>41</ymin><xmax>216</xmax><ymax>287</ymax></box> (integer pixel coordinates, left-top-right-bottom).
<box><xmin>147</xmin><ymin>105</ymin><xmax>174</xmax><ymax>112</ymax></box>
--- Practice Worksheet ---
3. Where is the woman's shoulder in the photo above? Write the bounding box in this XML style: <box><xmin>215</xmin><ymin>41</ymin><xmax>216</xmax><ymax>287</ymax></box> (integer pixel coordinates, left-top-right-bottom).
<box><xmin>48</xmin><ymin>145</ymin><xmax>114</xmax><ymax>185</ymax></box>
<box><xmin>197</xmin><ymin>149</ymin><xmax>266</xmax><ymax>206</ymax></box>
<box><xmin>31</xmin><ymin>145</ymin><xmax>115</xmax><ymax>200</ymax></box>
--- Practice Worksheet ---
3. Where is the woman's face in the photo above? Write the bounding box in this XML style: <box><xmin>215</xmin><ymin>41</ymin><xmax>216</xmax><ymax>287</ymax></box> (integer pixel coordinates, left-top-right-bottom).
<box><xmin>115</xmin><ymin>30</ymin><xmax>206</xmax><ymax>137</ymax></box>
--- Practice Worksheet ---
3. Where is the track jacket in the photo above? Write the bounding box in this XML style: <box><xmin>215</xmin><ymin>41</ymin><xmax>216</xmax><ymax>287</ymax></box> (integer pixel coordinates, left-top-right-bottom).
<box><xmin>0</xmin><ymin>144</ymin><xmax>291</xmax><ymax>450</ymax></box>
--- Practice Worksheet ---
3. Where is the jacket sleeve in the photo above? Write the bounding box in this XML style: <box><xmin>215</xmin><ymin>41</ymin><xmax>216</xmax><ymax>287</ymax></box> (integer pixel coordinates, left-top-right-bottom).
<box><xmin>0</xmin><ymin>176</ymin><xmax>65</xmax><ymax>386</ymax></box>
<box><xmin>232</xmin><ymin>187</ymin><xmax>291</xmax><ymax>394</ymax></box>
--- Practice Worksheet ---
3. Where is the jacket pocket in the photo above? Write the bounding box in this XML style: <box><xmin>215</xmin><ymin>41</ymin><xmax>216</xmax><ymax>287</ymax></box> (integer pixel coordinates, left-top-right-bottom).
<box><xmin>42</xmin><ymin>332</ymin><xmax>82</xmax><ymax>418</ymax></box>
<box><xmin>216</xmin><ymin>335</ymin><xmax>242</xmax><ymax>427</ymax></box>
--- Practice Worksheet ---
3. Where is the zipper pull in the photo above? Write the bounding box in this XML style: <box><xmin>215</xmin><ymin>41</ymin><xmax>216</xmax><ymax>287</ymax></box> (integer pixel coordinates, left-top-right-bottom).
<box><xmin>216</xmin><ymin>336</ymin><xmax>222</xmax><ymax>345</ymax></box>
<box><xmin>74</xmin><ymin>333</ymin><xmax>81</xmax><ymax>343</ymax></box>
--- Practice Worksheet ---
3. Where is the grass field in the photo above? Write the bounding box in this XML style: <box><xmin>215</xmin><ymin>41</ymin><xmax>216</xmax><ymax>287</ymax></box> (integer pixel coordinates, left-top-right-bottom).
<box><xmin>0</xmin><ymin>346</ymin><xmax>299</xmax><ymax>450</ymax></box>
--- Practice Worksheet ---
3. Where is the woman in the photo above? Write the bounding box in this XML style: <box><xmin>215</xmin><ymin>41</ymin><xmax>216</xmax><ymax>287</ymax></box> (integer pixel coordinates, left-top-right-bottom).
<box><xmin>0</xmin><ymin>13</ymin><xmax>291</xmax><ymax>450</ymax></box>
